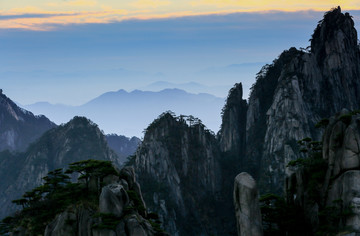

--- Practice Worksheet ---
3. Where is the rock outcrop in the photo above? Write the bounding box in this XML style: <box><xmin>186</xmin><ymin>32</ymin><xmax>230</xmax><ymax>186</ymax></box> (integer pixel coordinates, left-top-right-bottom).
<box><xmin>219</xmin><ymin>7</ymin><xmax>360</xmax><ymax>194</ymax></box>
<box><xmin>133</xmin><ymin>112</ymin><xmax>231</xmax><ymax>235</ymax></box>
<box><xmin>7</xmin><ymin>164</ymin><xmax>164</xmax><ymax>236</ymax></box>
<box><xmin>99</xmin><ymin>184</ymin><xmax>130</xmax><ymax>217</ymax></box>
<box><xmin>234</xmin><ymin>172</ymin><xmax>263</xmax><ymax>236</ymax></box>
<box><xmin>44</xmin><ymin>207</ymin><xmax>95</xmax><ymax>236</ymax></box>
<box><xmin>322</xmin><ymin>111</ymin><xmax>360</xmax><ymax>233</ymax></box>
<box><xmin>286</xmin><ymin>110</ymin><xmax>360</xmax><ymax>234</ymax></box>
<box><xmin>44</xmin><ymin>167</ymin><xmax>157</xmax><ymax>236</ymax></box>
<box><xmin>0</xmin><ymin>91</ymin><xmax>55</xmax><ymax>152</ymax></box>
<box><xmin>0</xmin><ymin>116</ymin><xmax>119</xmax><ymax>220</ymax></box>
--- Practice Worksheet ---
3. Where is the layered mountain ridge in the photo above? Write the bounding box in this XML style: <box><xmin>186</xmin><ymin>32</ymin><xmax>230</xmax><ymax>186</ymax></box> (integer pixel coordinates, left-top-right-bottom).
<box><xmin>24</xmin><ymin>88</ymin><xmax>225</xmax><ymax>138</ymax></box>
<box><xmin>1</xmin><ymin>6</ymin><xmax>359</xmax><ymax>236</ymax></box>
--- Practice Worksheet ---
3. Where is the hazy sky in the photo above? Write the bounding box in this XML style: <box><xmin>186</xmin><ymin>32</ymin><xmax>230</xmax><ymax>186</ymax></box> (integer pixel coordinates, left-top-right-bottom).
<box><xmin>1</xmin><ymin>2</ymin><xmax>360</xmax><ymax>105</ymax></box>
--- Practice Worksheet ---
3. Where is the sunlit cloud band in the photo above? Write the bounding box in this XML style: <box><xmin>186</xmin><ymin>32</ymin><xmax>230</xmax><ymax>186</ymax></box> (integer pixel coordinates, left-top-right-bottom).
<box><xmin>1</xmin><ymin>1</ymin><xmax>360</xmax><ymax>31</ymax></box>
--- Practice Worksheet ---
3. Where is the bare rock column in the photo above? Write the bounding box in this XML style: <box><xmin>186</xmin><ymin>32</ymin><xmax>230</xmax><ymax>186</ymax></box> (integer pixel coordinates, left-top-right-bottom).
<box><xmin>234</xmin><ymin>172</ymin><xmax>263</xmax><ymax>236</ymax></box>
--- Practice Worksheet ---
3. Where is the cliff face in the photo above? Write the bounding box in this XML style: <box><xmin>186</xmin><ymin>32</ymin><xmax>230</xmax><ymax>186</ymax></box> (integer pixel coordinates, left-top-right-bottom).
<box><xmin>0</xmin><ymin>90</ymin><xmax>55</xmax><ymax>152</ymax></box>
<box><xmin>219</xmin><ymin>7</ymin><xmax>360</xmax><ymax>193</ymax></box>
<box><xmin>219</xmin><ymin>83</ymin><xmax>247</xmax><ymax>160</ymax></box>
<box><xmin>286</xmin><ymin>110</ymin><xmax>360</xmax><ymax>234</ymax></box>
<box><xmin>133</xmin><ymin>113</ymin><xmax>231</xmax><ymax>235</ymax></box>
<box><xmin>0</xmin><ymin>116</ymin><xmax>118</xmax><ymax>220</ymax></box>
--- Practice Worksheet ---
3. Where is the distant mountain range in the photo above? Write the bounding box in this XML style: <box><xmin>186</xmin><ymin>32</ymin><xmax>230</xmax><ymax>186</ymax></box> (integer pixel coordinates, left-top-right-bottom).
<box><xmin>24</xmin><ymin>88</ymin><xmax>225</xmax><ymax>137</ymax></box>
<box><xmin>139</xmin><ymin>63</ymin><xmax>265</xmax><ymax>98</ymax></box>
<box><xmin>141</xmin><ymin>81</ymin><xmax>231</xmax><ymax>98</ymax></box>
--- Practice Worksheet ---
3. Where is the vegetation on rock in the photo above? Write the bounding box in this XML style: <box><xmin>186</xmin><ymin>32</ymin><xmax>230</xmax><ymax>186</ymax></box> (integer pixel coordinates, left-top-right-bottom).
<box><xmin>0</xmin><ymin>160</ymin><xmax>166</xmax><ymax>236</ymax></box>
<box><xmin>261</xmin><ymin>108</ymin><xmax>360</xmax><ymax>236</ymax></box>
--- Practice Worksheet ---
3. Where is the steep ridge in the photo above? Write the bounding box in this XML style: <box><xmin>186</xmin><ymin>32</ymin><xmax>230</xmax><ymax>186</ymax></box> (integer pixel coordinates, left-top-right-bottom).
<box><xmin>0</xmin><ymin>116</ymin><xmax>118</xmax><ymax>220</ymax></box>
<box><xmin>133</xmin><ymin>112</ymin><xmax>233</xmax><ymax>235</ymax></box>
<box><xmin>0</xmin><ymin>90</ymin><xmax>55</xmax><ymax>152</ymax></box>
<box><xmin>219</xmin><ymin>7</ymin><xmax>360</xmax><ymax>193</ymax></box>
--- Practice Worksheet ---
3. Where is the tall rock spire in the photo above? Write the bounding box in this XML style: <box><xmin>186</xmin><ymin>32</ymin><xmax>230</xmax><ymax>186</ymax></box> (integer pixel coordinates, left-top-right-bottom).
<box><xmin>219</xmin><ymin>7</ymin><xmax>360</xmax><ymax>194</ymax></box>
<box><xmin>311</xmin><ymin>6</ymin><xmax>358</xmax><ymax>63</ymax></box>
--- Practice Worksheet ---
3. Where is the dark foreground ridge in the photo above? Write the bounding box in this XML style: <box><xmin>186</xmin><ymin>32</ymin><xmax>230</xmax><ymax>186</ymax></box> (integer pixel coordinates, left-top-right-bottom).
<box><xmin>1</xmin><ymin>160</ymin><xmax>168</xmax><ymax>236</ymax></box>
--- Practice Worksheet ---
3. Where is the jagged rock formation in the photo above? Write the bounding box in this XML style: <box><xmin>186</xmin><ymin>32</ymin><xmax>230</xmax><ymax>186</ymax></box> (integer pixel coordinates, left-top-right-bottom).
<box><xmin>0</xmin><ymin>90</ymin><xmax>55</xmax><ymax>152</ymax></box>
<box><xmin>5</xmin><ymin>164</ymin><xmax>166</xmax><ymax>236</ymax></box>
<box><xmin>233</xmin><ymin>172</ymin><xmax>263</xmax><ymax>236</ymax></box>
<box><xmin>133</xmin><ymin>112</ymin><xmax>233</xmax><ymax>235</ymax></box>
<box><xmin>106</xmin><ymin>134</ymin><xmax>141</xmax><ymax>163</ymax></box>
<box><xmin>286</xmin><ymin>110</ymin><xmax>360</xmax><ymax>234</ymax></box>
<box><xmin>219</xmin><ymin>7</ymin><xmax>360</xmax><ymax>193</ymax></box>
<box><xmin>219</xmin><ymin>83</ymin><xmax>247</xmax><ymax>165</ymax></box>
<box><xmin>0</xmin><ymin>116</ymin><xmax>118</xmax><ymax>220</ymax></box>
<box><xmin>43</xmin><ymin>167</ymin><xmax>159</xmax><ymax>236</ymax></box>
<box><xmin>131</xmin><ymin>8</ymin><xmax>360</xmax><ymax>234</ymax></box>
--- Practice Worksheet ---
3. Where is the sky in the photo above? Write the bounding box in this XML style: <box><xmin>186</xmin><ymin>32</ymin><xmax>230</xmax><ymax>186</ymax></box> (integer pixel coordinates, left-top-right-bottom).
<box><xmin>1</xmin><ymin>1</ymin><xmax>360</xmax><ymax>31</ymax></box>
<box><xmin>1</xmin><ymin>1</ymin><xmax>360</xmax><ymax>106</ymax></box>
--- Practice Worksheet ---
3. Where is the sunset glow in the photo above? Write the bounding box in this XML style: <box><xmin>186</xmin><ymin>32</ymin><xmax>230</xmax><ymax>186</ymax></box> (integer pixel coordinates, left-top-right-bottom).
<box><xmin>1</xmin><ymin>1</ymin><xmax>360</xmax><ymax>30</ymax></box>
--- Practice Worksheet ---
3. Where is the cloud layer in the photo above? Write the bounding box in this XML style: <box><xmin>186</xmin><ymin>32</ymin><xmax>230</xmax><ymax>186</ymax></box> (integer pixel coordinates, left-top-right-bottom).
<box><xmin>1</xmin><ymin>1</ymin><xmax>360</xmax><ymax>30</ymax></box>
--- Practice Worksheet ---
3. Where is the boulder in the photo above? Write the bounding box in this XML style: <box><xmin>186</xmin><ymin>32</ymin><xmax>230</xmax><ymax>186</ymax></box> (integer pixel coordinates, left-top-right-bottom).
<box><xmin>99</xmin><ymin>184</ymin><xmax>129</xmax><ymax>217</ymax></box>
<box><xmin>120</xmin><ymin>167</ymin><xmax>136</xmax><ymax>189</ymax></box>
<box><xmin>327</xmin><ymin>170</ymin><xmax>360</xmax><ymax>232</ymax></box>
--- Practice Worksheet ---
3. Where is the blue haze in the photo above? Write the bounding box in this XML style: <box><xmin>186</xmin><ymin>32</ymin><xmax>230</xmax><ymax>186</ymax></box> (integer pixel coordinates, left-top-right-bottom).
<box><xmin>2</xmin><ymin>10</ymin><xmax>360</xmax><ymax>135</ymax></box>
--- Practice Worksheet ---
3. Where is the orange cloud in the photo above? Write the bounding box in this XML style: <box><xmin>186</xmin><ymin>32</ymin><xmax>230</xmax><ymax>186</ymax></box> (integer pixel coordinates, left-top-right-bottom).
<box><xmin>1</xmin><ymin>1</ymin><xmax>360</xmax><ymax>31</ymax></box>
<box><xmin>48</xmin><ymin>0</ymin><xmax>98</xmax><ymax>8</ymax></box>
<box><xmin>190</xmin><ymin>0</ymin><xmax>360</xmax><ymax>11</ymax></box>
<box><xmin>3</xmin><ymin>6</ymin><xmax>50</xmax><ymax>15</ymax></box>
<box><xmin>0</xmin><ymin>9</ymin><xmax>129</xmax><ymax>31</ymax></box>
